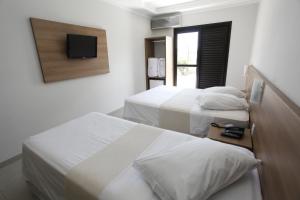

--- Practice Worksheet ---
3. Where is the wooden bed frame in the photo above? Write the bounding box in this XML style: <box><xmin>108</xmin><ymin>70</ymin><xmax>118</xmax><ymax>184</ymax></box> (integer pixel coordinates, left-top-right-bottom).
<box><xmin>245</xmin><ymin>65</ymin><xmax>300</xmax><ymax>200</ymax></box>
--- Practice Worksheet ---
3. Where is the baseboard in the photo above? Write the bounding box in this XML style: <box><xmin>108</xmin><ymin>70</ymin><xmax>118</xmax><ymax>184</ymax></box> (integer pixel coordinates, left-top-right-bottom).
<box><xmin>0</xmin><ymin>154</ymin><xmax>22</xmax><ymax>169</ymax></box>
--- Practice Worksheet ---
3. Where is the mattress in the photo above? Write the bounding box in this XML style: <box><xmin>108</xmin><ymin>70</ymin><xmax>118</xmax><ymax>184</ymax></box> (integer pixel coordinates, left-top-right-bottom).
<box><xmin>124</xmin><ymin>86</ymin><xmax>249</xmax><ymax>136</ymax></box>
<box><xmin>23</xmin><ymin>112</ymin><xmax>261</xmax><ymax>200</ymax></box>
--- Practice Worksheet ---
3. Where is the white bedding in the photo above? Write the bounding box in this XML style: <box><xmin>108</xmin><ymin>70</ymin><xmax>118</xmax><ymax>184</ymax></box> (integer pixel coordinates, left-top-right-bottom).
<box><xmin>124</xmin><ymin>86</ymin><xmax>249</xmax><ymax>137</ymax></box>
<box><xmin>23</xmin><ymin>112</ymin><xmax>261</xmax><ymax>200</ymax></box>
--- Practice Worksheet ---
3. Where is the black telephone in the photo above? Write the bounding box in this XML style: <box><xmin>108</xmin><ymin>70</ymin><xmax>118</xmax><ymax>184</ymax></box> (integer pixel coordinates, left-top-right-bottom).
<box><xmin>211</xmin><ymin>123</ymin><xmax>245</xmax><ymax>139</ymax></box>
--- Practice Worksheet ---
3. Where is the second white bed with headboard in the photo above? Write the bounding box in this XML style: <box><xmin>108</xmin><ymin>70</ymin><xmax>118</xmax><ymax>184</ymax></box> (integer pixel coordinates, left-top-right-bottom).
<box><xmin>123</xmin><ymin>86</ymin><xmax>249</xmax><ymax>137</ymax></box>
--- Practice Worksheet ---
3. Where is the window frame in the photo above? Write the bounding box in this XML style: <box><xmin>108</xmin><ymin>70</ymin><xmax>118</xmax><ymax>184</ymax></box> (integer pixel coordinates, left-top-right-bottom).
<box><xmin>173</xmin><ymin>22</ymin><xmax>231</xmax><ymax>88</ymax></box>
<box><xmin>174</xmin><ymin>27</ymin><xmax>200</xmax><ymax>87</ymax></box>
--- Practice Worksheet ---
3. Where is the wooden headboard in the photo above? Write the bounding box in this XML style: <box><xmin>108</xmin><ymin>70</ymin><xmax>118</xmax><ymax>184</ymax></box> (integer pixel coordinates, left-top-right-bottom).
<box><xmin>245</xmin><ymin>65</ymin><xmax>300</xmax><ymax>200</ymax></box>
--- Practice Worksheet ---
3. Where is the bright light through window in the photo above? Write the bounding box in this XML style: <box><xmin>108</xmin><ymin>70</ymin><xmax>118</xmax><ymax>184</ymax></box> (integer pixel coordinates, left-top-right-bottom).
<box><xmin>177</xmin><ymin>32</ymin><xmax>198</xmax><ymax>65</ymax></box>
<box><xmin>177</xmin><ymin>67</ymin><xmax>197</xmax><ymax>88</ymax></box>
<box><xmin>176</xmin><ymin>32</ymin><xmax>198</xmax><ymax>88</ymax></box>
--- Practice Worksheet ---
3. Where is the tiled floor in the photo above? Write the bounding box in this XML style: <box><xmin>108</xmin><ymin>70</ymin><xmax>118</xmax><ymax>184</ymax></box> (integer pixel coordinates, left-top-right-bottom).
<box><xmin>0</xmin><ymin>109</ymin><xmax>124</xmax><ymax>200</ymax></box>
<box><xmin>0</xmin><ymin>159</ymin><xmax>33</xmax><ymax>200</ymax></box>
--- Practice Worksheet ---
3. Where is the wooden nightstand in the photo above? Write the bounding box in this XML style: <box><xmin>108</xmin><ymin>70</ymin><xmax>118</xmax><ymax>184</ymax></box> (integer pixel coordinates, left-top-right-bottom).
<box><xmin>207</xmin><ymin>126</ymin><xmax>253</xmax><ymax>151</ymax></box>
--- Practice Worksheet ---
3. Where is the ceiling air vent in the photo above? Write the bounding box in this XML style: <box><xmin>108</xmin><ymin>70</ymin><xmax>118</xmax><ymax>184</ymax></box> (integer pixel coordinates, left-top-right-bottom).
<box><xmin>151</xmin><ymin>14</ymin><xmax>181</xmax><ymax>30</ymax></box>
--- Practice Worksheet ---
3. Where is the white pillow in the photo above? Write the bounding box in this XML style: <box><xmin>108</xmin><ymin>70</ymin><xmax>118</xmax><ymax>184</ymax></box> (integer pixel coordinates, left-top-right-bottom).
<box><xmin>198</xmin><ymin>93</ymin><xmax>249</xmax><ymax>110</ymax></box>
<box><xmin>134</xmin><ymin>139</ymin><xmax>259</xmax><ymax>200</ymax></box>
<box><xmin>204</xmin><ymin>86</ymin><xmax>245</xmax><ymax>98</ymax></box>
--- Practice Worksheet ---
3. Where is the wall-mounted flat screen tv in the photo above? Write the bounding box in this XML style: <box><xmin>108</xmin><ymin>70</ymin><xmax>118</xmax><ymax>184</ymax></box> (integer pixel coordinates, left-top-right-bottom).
<box><xmin>66</xmin><ymin>34</ymin><xmax>97</xmax><ymax>59</ymax></box>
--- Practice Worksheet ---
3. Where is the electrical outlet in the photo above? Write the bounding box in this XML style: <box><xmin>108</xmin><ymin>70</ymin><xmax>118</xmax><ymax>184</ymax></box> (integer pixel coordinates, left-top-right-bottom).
<box><xmin>251</xmin><ymin>123</ymin><xmax>256</xmax><ymax>135</ymax></box>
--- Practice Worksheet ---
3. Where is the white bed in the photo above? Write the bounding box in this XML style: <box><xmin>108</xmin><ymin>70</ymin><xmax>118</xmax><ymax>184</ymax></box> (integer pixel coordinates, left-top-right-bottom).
<box><xmin>124</xmin><ymin>86</ymin><xmax>249</xmax><ymax>137</ymax></box>
<box><xmin>23</xmin><ymin>112</ymin><xmax>261</xmax><ymax>200</ymax></box>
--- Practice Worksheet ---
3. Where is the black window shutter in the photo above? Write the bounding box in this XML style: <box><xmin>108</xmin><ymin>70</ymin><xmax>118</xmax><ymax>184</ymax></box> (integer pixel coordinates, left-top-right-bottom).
<box><xmin>197</xmin><ymin>22</ymin><xmax>231</xmax><ymax>89</ymax></box>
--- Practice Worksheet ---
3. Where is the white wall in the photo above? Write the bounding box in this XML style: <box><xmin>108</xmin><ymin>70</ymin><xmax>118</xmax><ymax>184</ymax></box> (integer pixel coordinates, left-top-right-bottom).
<box><xmin>0</xmin><ymin>0</ymin><xmax>150</xmax><ymax>162</ymax></box>
<box><xmin>251</xmin><ymin>0</ymin><xmax>300</xmax><ymax>106</ymax></box>
<box><xmin>152</xmin><ymin>4</ymin><xmax>258</xmax><ymax>89</ymax></box>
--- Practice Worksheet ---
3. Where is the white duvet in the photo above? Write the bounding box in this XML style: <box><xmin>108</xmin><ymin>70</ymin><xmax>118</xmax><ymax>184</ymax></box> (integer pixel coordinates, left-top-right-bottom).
<box><xmin>23</xmin><ymin>112</ymin><xmax>261</xmax><ymax>200</ymax></box>
<box><xmin>124</xmin><ymin>86</ymin><xmax>249</xmax><ymax>137</ymax></box>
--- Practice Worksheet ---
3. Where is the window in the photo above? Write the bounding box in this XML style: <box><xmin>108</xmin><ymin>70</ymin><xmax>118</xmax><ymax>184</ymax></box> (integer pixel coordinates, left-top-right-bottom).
<box><xmin>177</xmin><ymin>32</ymin><xmax>198</xmax><ymax>65</ymax></box>
<box><xmin>176</xmin><ymin>32</ymin><xmax>198</xmax><ymax>88</ymax></box>
<box><xmin>174</xmin><ymin>22</ymin><xmax>231</xmax><ymax>89</ymax></box>
<box><xmin>176</xmin><ymin>67</ymin><xmax>197</xmax><ymax>88</ymax></box>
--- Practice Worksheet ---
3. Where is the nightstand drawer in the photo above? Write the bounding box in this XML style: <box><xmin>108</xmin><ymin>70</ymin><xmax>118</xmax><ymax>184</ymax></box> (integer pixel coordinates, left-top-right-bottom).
<box><xmin>207</xmin><ymin>126</ymin><xmax>253</xmax><ymax>151</ymax></box>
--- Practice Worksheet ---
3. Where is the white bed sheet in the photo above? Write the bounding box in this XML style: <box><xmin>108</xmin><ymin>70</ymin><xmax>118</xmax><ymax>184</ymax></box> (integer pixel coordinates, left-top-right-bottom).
<box><xmin>124</xmin><ymin>86</ymin><xmax>249</xmax><ymax>136</ymax></box>
<box><xmin>23</xmin><ymin>112</ymin><xmax>261</xmax><ymax>200</ymax></box>
<box><xmin>124</xmin><ymin>86</ymin><xmax>183</xmax><ymax>126</ymax></box>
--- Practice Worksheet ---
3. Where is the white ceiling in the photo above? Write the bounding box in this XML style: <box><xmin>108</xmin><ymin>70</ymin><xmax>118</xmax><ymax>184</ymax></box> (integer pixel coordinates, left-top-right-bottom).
<box><xmin>100</xmin><ymin>0</ymin><xmax>260</xmax><ymax>16</ymax></box>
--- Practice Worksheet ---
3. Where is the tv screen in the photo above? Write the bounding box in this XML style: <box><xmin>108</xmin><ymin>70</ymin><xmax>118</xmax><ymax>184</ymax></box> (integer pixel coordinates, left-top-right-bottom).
<box><xmin>66</xmin><ymin>34</ymin><xmax>97</xmax><ymax>58</ymax></box>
